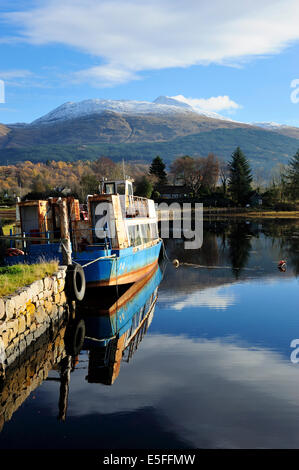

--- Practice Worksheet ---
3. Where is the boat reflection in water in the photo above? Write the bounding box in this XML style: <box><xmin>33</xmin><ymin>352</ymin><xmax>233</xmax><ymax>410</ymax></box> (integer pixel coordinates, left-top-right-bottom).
<box><xmin>79</xmin><ymin>264</ymin><xmax>163</xmax><ymax>385</ymax></box>
<box><xmin>0</xmin><ymin>264</ymin><xmax>163</xmax><ymax>431</ymax></box>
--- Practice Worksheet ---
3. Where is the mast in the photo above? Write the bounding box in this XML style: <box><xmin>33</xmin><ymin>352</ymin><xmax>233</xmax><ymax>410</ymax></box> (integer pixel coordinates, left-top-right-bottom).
<box><xmin>122</xmin><ymin>158</ymin><xmax>126</xmax><ymax>180</ymax></box>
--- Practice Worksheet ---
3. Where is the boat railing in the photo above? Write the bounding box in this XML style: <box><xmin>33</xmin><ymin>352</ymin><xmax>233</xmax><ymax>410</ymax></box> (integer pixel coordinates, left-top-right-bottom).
<box><xmin>5</xmin><ymin>227</ymin><xmax>115</xmax><ymax>252</ymax></box>
<box><xmin>124</xmin><ymin>195</ymin><xmax>149</xmax><ymax>218</ymax></box>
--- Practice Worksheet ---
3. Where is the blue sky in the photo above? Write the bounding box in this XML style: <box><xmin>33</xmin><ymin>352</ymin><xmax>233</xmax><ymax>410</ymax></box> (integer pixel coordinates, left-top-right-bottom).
<box><xmin>1</xmin><ymin>0</ymin><xmax>299</xmax><ymax>125</ymax></box>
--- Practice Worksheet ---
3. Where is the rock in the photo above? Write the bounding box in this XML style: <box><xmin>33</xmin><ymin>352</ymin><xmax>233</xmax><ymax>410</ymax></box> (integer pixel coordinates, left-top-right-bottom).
<box><xmin>0</xmin><ymin>321</ymin><xmax>7</xmax><ymax>334</ymax></box>
<box><xmin>44</xmin><ymin>300</ymin><xmax>52</xmax><ymax>314</ymax></box>
<box><xmin>6</xmin><ymin>319</ymin><xmax>18</xmax><ymax>336</ymax></box>
<box><xmin>53</xmin><ymin>280</ymin><xmax>59</xmax><ymax>295</ymax></box>
<box><xmin>58</xmin><ymin>279</ymin><xmax>65</xmax><ymax>292</ymax></box>
<box><xmin>14</xmin><ymin>292</ymin><xmax>27</xmax><ymax>311</ymax></box>
<box><xmin>30</xmin><ymin>280</ymin><xmax>44</xmax><ymax>298</ymax></box>
<box><xmin>60</xmin><ymin>292</ymin><xmax>66</xmax><ymax>305</ymax></box>
<box><xmin>1</xmin><ymin>331</ymin><xmax>9</xmax><ymax>348</ymax></box>
<box><xmin>35</xmin><ymin>306</ymin><xmax>47</xmax><ymax>324</ymax></box>
<box><xmin>25</xmin><ymin>312</ymin><xmax>31</xmax><ymax>328</ymax></box>
<box><xmin>51</xmin><ymin>305</ymin><xmax>58</xmax><ymax>316</ymax></box>
<box><xmin>0</xmin><ymin>299</ymin><xmax>5</xmax><ymax>320</ymax></box>
<box><xmin>26</xmin><ymin>302</ymin><xmax>35</xmax><ymax>316</ymax></box>
<box><xmin>5</xmin><ymin>298</ymin><xmax>15</xmax><ymax>320</ymax></box>
<box><xmin>18</xmin><ymin>317</ymin><xmax>26</xmax><ymax>335</ymax></box>
<box><xmin>19</xmin><ymin>339</ymin><xmax>26</xmax><ymax>355</ymax></box>
<box><xmin>43</xmin><ymin>277</ymin><xmax>52</xmax><ymax>291</ymax></box>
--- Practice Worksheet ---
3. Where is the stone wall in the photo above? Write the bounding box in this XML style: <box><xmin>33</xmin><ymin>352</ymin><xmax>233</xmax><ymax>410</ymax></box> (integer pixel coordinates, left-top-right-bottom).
<box><xmin>0</xmin><ymin>312</ymin><xmax>69</xmax><ymax>432</ymax></box>
<box><xmin>0</xmin><ymin>266</ymin><xmax>68</xmax><ymax>373</ymax></box>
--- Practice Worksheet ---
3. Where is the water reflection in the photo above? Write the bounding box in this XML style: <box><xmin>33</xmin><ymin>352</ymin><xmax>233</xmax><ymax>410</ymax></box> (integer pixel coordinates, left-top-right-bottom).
<box><xmin>0</xmin><ymin>219</ymin><xmax>299</xmax><ymax>448</ymax></box>
<box><xmin>163</xmin><ymin>219</ymin><xmax>299</xmax><ymax>295</ymax></box>
<box><xmin>80</xmin><ymin>266</ymin><xmax>163</xmax><ymax>385</ymax></box>
<box><xmin>0</xmin><ymin>265</ymin><xmax>163</xmax><ymax>432</ymax></box>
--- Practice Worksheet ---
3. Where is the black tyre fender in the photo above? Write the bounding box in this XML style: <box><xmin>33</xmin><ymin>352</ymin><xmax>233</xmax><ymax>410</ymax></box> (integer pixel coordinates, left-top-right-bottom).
<box><xmin>66</xmin><ymin>264</ymin><xmax>86</xmax><ymax>301</ymax></box>
<box><xmin>65</xmin><ymin>318</ymin><xmax>86</xmax><ymax>356</ymax></box>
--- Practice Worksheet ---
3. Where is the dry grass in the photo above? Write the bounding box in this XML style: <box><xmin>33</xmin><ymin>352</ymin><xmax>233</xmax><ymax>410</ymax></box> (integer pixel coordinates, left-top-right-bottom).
<box><xmin>204</xmin><ymin>211</ymin><xmax>299</xmax><ymax>219</ymax></box>
<box><xmin>0</xmin><ymin>261</ymin><xmax>59</xmax><ymax>297</ymax></box>
<box><xmin>202</xmin><ymin>208</ymin><xmax>299</xmax><ymax>219</ymax></box>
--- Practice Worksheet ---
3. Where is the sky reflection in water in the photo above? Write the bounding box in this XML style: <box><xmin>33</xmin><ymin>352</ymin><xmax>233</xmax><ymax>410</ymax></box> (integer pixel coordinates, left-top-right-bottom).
<box><xmin>0</xmin><ymin>218</ymin><xmax>299</xmax><ymax>449</ymax></box>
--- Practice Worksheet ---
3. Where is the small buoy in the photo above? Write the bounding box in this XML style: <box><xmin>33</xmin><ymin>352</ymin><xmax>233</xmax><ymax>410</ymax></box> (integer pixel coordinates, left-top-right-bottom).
<box><xmin>172</xmin><ymin>259</ymin><xmax>179</xmax><ymax>268</ymax></box>
<box><xmin>278</xmin><ymin>260</ymin><xmax>286</xmax><ymax>272</ymax></box>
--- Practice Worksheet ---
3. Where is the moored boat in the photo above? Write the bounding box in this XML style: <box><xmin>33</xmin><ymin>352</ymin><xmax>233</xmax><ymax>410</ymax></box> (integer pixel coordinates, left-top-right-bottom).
<box><xmin>5</xmin><ymin>178</ymin><xmax>162</xmax><ymax>288</ymax></box>
<box><xmin>81</xmin><ymin>263</ymin><xmax>163</xmax><ymax>384</ymax></box>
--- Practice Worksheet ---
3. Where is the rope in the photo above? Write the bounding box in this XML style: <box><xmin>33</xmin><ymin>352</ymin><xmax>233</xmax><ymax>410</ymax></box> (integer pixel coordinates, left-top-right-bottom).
<box><xmin>180</xmin><ymin>262</ymin><xmax>264</xmax><ymax>271</ymax></box>
<box><xmin>72</xmin><ymin>253</ymin><xmax>116</xmax><ymax>268</ymax></box>
<box><xmin>161</xmin><ymin>238</ymin><xmax>170</xmax><ymax>262</ymax></box>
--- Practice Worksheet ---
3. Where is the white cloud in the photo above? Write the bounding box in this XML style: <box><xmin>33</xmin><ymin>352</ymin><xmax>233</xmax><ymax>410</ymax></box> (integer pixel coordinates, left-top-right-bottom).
<box><xmin>0</xmin><ymin>69</ymin><xmax>32</xmax><ymax>80</ymax></box>
<box><xmin>72</xmin><ymin>64</ymin><xmax>139</xmax><ymax>88</ymax></box>
<box><xmin>41</xmin><ymin>334</ymin><xmax>299</xmax><ymax>448</ymax></box>
<box><xmin>172</xmin><ymin>94</ymin><xmax>241</xmax><ymax>113</ymax></box>
<box><xmin>3</xmin><ymin>0</ymin><xmax>299</xmax><ymax>86</ymax></box>
<box><xmin>159</xmin><ymin>285</ymin><xmax>236</xmax><ymax>310</ymax></box>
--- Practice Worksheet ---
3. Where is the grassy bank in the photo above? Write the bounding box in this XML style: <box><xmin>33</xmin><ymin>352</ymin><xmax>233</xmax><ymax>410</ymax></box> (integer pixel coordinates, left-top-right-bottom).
<box><xmin>202</xmin><ymin>208</ymin><xmax>299</xmax><ymax>218</ymax></box>
<box><xmin>158</xmin><ymin>207</ymin><xmax>299</xmax><ymax>220</ymax></box>
<box><xmin>0</xmin><ymin>261</ymin><xmax>58</xmax><ymax>297</ymax></box>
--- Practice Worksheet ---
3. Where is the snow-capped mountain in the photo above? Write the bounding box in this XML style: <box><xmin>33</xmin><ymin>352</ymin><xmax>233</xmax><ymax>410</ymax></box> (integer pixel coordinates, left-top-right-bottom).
<box><xmin>31</xmin><ymin>97</ymin><xmax>193</xmax><ymax>125</ymax></box>
<box><xmin>31</xmin><ymin>96</ymin><xmax>232</xmax><ymax>126</ymax></box>
<box><xmin>153</xmin><ymin>95</ymin><xmax>192</xmax><ymax>109</ymax></box>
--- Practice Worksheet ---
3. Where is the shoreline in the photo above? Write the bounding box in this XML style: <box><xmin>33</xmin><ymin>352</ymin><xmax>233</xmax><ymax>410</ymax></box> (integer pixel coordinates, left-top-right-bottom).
<box><xmin>158</xmin><ymin>208</ymin><xmax>299</xmax><ymax>220</ymax></box>
<box><xmin>202</xmin><ymin>209</ymin><xmax>299</xmax><ymax>219</ymax></box>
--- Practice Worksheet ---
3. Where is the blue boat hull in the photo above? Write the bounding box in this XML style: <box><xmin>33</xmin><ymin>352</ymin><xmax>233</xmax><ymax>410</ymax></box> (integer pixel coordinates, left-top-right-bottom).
<box><xmin>73</xmin><ymin>240</ymin><xmax>162</xmax><ymax>286</ymax></box>
<box><xmin>5</xmin><ymin>239</ymin><xmax>162</xmax><ymax>287</ymax></box>
<box><xmin>83</xmin><ymin>263</ymin><xmax>163</xmax><ymax>345</ymax></box>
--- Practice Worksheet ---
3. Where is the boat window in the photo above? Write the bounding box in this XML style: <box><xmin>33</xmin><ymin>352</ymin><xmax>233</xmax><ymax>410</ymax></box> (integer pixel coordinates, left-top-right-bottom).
<box><xmin>135</xmin><ymin>225</ymin><xmax>142</xmax><ymax>246</ymax></box>
<box><xmin>150</xmin><ymin>223</ymin><xmax>158</xmax><ymax>239</ymax></box>
<box><xmin>117</xmin><ymin>183</ymin><xmax>125</xmax><ymax>195</ymax></box>
<box><xmin>140</xmin><ymin>223</ymin><xmax>151</xmax><ymax>243</ymax></box>
<box><xmin>104</xmin><ymin>183</ymin><xmax>115</xmax><ymax>194</ymax></box>
<box><xmin>128</xmin><ymin>224</ymin><xmax>142</xmax><ymax>246</ymax></box>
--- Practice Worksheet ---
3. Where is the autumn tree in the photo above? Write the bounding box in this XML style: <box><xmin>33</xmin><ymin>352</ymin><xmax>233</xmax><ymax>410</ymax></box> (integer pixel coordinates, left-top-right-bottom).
<box><xmin>200</xmin><ymin>153</ymin><xmax>219</xmax><ymax>190</ymax></box>
<box><xmin>91</xmin><ymin>156</ymin><xmax>116</xmax><ymax>179</ymax></box>
<box><xmin>170</xmin><ymin>154</ymin><xmax>219</xmax><ymax>195</ymax></box>
<box><xmin>170</xmin><ymin>155</ymin><xmax>201</xmax><ymax>193</ymax></box>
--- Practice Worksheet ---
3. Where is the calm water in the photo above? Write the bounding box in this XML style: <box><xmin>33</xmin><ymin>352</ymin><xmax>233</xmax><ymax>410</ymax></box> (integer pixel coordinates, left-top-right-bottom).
<box><xmin>1</xmin><ymin>218</ymin><xmax>299</xmax><ymax>449</ymax></box>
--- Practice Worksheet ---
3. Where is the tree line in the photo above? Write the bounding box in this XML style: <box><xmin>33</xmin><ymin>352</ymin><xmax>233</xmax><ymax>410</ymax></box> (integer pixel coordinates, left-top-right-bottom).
<box><xmin>0</xmin><ymin>148</ymin><xmax>298</xmax><ymax>207</ymax></box>
<box><xmin>137</xmin><ymin>148</ymin><xmax>299</xmax><ymax>206</ymax></box>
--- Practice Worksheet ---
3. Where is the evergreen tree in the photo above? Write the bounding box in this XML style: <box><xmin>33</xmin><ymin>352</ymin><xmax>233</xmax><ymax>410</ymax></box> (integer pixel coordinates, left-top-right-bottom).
<box><xmin>149</xmin><ymin>156</ymin><xmax>167</xmax><ymax>184</ymax></box>
<box><xmin>287</xmin><ymin>149</ymin><xmax>299</xmax><ymax>199</ymax></box>
<box><xmin>228</xmin><ymin>147</ymin><xmax>252</xmax><ymax>205</ymax></box>
<box><xmin>134</xmin><ymin>176</ymin><xmax>153</xmax><ymax>198</ymax></box>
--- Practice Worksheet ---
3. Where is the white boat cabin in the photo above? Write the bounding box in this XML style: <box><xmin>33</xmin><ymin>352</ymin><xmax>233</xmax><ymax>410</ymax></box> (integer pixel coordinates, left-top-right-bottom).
<box><xmin>14</xmin><ymin>179</ymin><xmax>160</xmax><ymax>252</ymax></box>
<box><xmin>87</xmin><ymin>178</ymin><xmax>159</xmax><ymax>250</ymax></box>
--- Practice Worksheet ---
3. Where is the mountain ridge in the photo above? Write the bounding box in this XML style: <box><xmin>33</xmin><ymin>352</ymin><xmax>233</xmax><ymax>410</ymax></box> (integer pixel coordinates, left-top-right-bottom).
<box><xmin>1</xmin><ymin>97</ymin><xmax>299</xmax><ymax>175</ymax></box>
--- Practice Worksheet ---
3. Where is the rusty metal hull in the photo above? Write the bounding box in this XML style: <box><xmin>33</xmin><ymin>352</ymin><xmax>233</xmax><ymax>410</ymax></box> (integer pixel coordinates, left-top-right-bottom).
<box><xmin>74</xmin><ymin>240</ymin><xmax>162</xmax><ymax>287</ymax></box>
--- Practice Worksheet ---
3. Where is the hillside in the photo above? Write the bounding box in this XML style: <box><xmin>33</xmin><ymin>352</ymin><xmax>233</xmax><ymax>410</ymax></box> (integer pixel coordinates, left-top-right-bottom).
<box><xmin>0</xmin><ymin>127</ymin><xmax>298</xmax><ymax>172</ymax></box>
<box><xmin>1</xmin><ymin>97</ymin><xmax>299</xmax><ymax>172</ymax></box>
